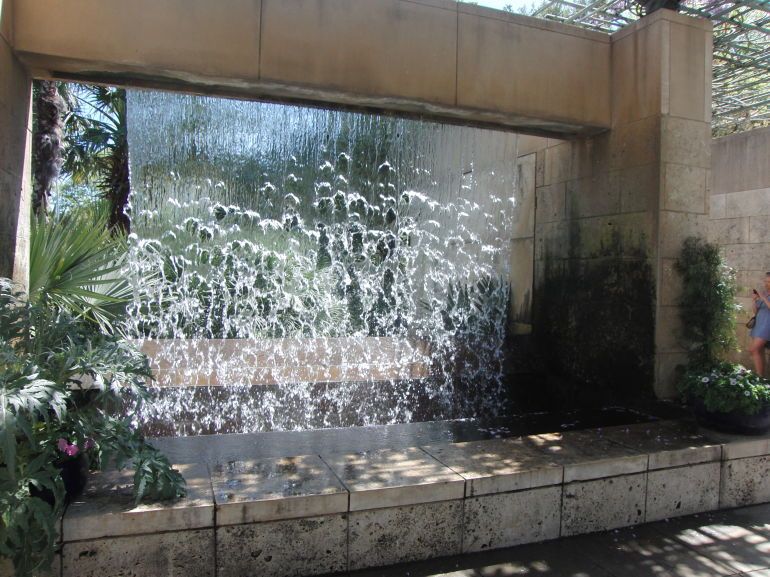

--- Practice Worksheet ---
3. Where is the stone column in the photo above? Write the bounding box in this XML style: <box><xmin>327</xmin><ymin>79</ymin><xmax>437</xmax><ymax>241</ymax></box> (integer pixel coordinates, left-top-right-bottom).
<box><xmin>611</xmin><ymin>10</ymin><xmax>713</xmax><ymax>397</ymax></box>
<box><xmin>0</xmin><ymin>0</ymin><xmax>33</xmax><ymax>289</ymax></box>
<box><xmin>529</xmin><ymin>10</ymin><xmax>712</xmax><ymax>403</ymax></box>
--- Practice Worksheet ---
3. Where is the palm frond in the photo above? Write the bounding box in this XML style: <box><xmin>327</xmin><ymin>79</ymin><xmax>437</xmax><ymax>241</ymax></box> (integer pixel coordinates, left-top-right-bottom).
<box><xmin>29</xmin><ymin>204</ymin><xmax>132</xmax><ymax>333</ymax></box>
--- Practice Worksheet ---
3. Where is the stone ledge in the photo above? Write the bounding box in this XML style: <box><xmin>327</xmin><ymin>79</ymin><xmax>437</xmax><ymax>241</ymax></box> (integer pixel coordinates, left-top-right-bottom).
<box><xmin>63</xmin><ymin>463</ymin><xmax>213</xmax><ymax>542</ymax></box>
<box><xmin>597</xmin><ymin>420</ymin><xmax>723</xmax><ymax>469</ymax></box>
<box><xmin>58</xmin><ymin>420</ymin><xmax>770</xmax><ymax>576</ymax></box>
<box><xmin>322</xmin><ymin>447</ymin><xmax>465</xmax><ymax>511</ymax></box>
<box><xmin>526</xmin><ymin>428</ymin><xmax>649</xmax><ymax>482</ymax></box>
<box><xmin>422</xmin><ymin>438</ymin><xmax>563</xmax><ymax>497</ymax></box>
<box><xmin>211</xmin><ymin>455</ymin><xmax>348</xmax><ymax>525</ymax></box>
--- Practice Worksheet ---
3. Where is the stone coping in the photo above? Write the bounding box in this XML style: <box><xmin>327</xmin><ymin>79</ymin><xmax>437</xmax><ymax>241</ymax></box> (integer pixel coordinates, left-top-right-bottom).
<box><xmin>60</xmin><ymin>420</ymin><xmax>770</xmax><ymax>541</ymax></box>
<box><xmin>525</xmin><ymin>429</ymin><xmax>649</xmax><ymax>483</ymax></box>
<box><xmin>422</xmin><ymin>438</ymin><xmax>563</xmax><ymax>497</ymax></box>
<box><xmin>322</xmin><ymin>447</ymin><xmax>465</xmax><ymax>510</ymax></box>
<box><xmin>211</xmin><ymin>455</ymin><xmax>348</xmax><ymax>525</ymax></box>
<box><xmin>597</xmin><ymin>420</ymin><xmax>722</xmax><ymax>470</ymax></box>
<box><xmin>63</xmin><ymin>463</ymin><xmax>213</xmax><ymax>542</ymax></box>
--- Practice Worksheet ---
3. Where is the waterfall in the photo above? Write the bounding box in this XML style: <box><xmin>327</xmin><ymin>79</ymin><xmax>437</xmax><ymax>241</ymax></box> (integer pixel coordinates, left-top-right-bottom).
<box><xmin>124</xmin><ymin>90</ymin><xmax>519</xmax><ymax>435</ymax></box>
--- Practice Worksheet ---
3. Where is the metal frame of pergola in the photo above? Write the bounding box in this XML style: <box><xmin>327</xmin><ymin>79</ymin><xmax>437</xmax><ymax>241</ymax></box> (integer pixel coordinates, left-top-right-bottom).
<box><xmin>526</xmin><ymin>0</ymin><xmax>770</xmax><ymax>135</ymax></box>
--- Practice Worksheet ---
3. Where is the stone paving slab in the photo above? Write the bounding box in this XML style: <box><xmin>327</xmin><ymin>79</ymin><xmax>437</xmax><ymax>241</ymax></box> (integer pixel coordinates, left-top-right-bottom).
<box><xmin>599</xmin><ymin>420</ymin><xmax>722</xmax><ymax>470</ymax></box>
<box><xmin>654</xmin><ymin>508</ymin><xmax>770</xmax><ymax>575</ymax></box>
<box><xmin>63</xmin><ymin>463</ymin><xmax>213</xmax><ymax>542</ymax></box>
<box><xmin>210</xmin><ymin>455</ymin><xmax>348</xmax><ymax>525</ymax></box>
<box><xmin>526</xmin><ymin>429</ymin><xmax>648</xmax><ymax>482</ymax></box>
<box><xmin>322</xmin><ymin>447</ymin><xmax>465</xmax><ymax>510</ymax></box>
<box><xmin>421</xmin><ymin>438</ymin><xmax>563</xmax><ymax>497</ymax></box>
<box><xmin>571</xmin><ymin>522</ymin><xmax>736</xmax><ymax>576</ymax></box>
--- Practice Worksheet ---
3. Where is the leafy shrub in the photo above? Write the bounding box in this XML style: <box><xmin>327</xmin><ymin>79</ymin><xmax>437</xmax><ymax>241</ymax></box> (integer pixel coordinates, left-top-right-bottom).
<box><xmin>29</xmin><ymin>203</ymin><xmax>132</xmax><ymax>334</ymax></box>
<box><xmin>0</xmin><ymin>280</ymin><xmax>185</xmax><ymax>576</ymax></box>
<box><xmin>674</xmin><ymin>237</ymin><xmax>770</xmax><ymax>412</ymax></box>
<box><xmin>674</xmin><ymin>237</ymin><xmax>739</xmax><ymax>368</ymax></box>
<box><xmin>678</xmin><ymin>362</ymin><xmax>770</xmax><ymax>414</ymax></box>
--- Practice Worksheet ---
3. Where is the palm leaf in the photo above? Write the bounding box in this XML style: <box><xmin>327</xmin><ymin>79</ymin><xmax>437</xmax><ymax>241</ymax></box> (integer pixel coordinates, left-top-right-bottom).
<box><xmin>28</xmin><ymin>204</ymin><xmax>132</xmax><ymax>332</ymax></box>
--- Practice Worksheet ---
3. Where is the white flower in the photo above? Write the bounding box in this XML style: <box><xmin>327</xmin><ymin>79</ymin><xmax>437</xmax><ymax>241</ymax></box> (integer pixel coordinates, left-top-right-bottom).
<box><xmin>745</xmin><ymin>391</ymin><xmax>751</xmax><ymax>397</ymax></box>
<box><xmin>701</xmin><ymin>377</ymin><xmax>710</xmax><ymax>383</ymax></box>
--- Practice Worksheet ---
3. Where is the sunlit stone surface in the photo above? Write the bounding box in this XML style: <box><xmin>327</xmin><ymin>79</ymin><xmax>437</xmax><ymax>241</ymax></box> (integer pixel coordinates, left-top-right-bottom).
<box><xmin>57</xmin><ymin>421</ymin><xmax>770</xmax><ymax>576</ymax></box>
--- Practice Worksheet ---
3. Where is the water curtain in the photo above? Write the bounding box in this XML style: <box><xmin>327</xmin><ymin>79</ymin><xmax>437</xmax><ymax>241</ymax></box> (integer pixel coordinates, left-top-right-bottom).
<box><xmin>124</xmin><ymin>91</ymin><xmax>518</xmax><ymax>434</ymax></box>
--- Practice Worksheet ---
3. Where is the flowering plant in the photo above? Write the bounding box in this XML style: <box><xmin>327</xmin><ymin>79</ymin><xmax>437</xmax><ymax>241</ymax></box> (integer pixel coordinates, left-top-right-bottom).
<box><xmin>55</xmin><ymin>436</ymin><xmax>95</xmax><ymax>459</ymax></box>
<box><xmin>678</xmin><ymin>362</ymin><xmax>770</xmax><ymax>415</ymax></box>
<box><xmin>0</xmin><ymin>280</ymin><xmax>185</xmax><ymax>577</ymax></box>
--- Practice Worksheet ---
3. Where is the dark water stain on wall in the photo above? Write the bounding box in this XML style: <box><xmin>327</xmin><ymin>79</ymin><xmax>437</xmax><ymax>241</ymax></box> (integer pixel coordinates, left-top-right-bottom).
<box><xmin>528</xmin><ymin>223</ymin><xmax>656</xmax><ymax>409</ymax></box>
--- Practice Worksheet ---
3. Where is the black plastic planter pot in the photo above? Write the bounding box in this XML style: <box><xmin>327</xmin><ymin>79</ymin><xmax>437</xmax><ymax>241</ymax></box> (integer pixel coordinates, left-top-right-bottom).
<box><xmin>30</xmin><ymin>453</ymin><xmax>90</xmax><ymax>506</ymax></box>
<box><xmin>693</xmin><ymin>399</ymin><xmax>770</xmax><ymax>435</ymax></box>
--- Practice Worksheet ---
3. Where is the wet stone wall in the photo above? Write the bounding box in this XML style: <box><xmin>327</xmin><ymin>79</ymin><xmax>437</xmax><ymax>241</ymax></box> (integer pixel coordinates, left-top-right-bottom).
<box><xmin>523</xmin><ymin>134</ymin><xmax>658</xmax><ymax>408</ymax></box>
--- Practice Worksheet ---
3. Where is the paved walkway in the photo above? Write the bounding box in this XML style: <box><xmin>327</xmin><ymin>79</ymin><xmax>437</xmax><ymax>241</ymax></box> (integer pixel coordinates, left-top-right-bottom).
<box><xmin>350</xmin><ymin>503</ymin><xmax>770</xmax><ymax>577</ymax></box>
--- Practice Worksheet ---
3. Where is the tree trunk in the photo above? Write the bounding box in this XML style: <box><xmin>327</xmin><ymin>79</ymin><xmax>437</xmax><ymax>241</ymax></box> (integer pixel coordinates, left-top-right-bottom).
<box><xmin>32</xmin><ymin>81</ymin><xmax>65</xmax><ymax>215</ymax></box>
<box><xmin>107</xmin><ymin>138</ymin><xmax>131</xmax><ymax>234</ymax></box>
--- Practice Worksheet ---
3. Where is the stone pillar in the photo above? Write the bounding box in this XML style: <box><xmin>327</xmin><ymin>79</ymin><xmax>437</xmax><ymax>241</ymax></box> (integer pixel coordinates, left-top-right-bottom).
<box><xmin>529</xmin><ymin>10</ymin><xmax>712</xmax><ymax>403</ymax></box>
<box><xmin>610</xmin><ymin>10</ymin><xmax>713</xmax><ymax>397</ymax></box>
<box><xmin>0</xmin><ymin>0</ymin><xmax>33</xmax><ymax>289</ymax></box>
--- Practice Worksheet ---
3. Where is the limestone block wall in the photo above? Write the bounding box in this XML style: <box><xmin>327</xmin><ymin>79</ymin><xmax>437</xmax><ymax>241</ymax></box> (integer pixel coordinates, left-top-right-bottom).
<box><xmin>515</xmin><ymin>11</ymin><xmax>712</xmax><ymax>403</ymax></box>
<box><xmin>710</xmin><ymin>127</ymin><xmax>770</xmax><ymax>373</ymax></box>
<box><xmin>0</xmin><ymin>0</ymin><xmax>32</xmax><ymax>287</ymax></box>
<box><xmin>13</xmin><ymin>0</ymin><xmax>611</xmax><ymax>136</ymax></box>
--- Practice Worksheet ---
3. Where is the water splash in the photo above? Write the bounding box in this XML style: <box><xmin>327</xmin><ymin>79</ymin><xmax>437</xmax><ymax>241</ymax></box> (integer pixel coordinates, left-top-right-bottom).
<box><xmin>124</xmin><ymin>91</ymin><xmax>518</xmax><ymax>435</ymax></box>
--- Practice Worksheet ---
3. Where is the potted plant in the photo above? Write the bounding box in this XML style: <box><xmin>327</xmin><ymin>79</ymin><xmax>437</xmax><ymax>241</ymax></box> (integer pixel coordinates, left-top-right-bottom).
<box><xmin>0</xmin><ymin>280</ymin><xmax>186</xmax><ymax>577</ymax></box>
<box><xmin>675</xmin><ymin>238</ymin><xmax>770</xmax><ymax>434</ymax></box>
<box><xmin>678</xmin><ymin>362</ymin><xmax>770</xmax><ymax>434</ymax></box>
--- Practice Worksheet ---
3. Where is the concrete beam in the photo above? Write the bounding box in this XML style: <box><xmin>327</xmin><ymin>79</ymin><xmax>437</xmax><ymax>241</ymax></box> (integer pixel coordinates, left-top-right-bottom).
<box><xmin>12</xmin><ymin>0</ymin><xmax>611</xmax><ymax>137</ymax></box>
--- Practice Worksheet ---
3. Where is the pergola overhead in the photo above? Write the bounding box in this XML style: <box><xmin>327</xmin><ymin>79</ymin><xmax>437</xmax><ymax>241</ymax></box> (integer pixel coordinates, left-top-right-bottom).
<box><xmin>528</xmin><ymin>0</ymin><xmax>770</xmax><ymax>134</ymax></box>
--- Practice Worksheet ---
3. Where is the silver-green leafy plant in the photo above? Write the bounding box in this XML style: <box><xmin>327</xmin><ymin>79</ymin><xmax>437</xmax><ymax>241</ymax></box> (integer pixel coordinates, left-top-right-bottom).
<box><xmin>0</xmin><ymin>280</ymin><xmax>185</xmax><ymax>577</ymax></box>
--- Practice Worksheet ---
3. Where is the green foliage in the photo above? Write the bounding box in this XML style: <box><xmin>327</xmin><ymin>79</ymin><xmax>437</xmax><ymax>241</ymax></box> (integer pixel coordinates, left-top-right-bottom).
<box><xmin>0</xmin><ymin>280</ymin><xmax>185</xmax><ymax>576</ymax></box>
<box><xmin>672</xmin><ymin>238</ymin><xmax>769</xmax><ymax>413</ymax></box>
<box><xmin>0</xmin><ymin>456</ymin><xmax>64</xmax><ymax>577</ymax></box>
<box><xmin>678</xmin><ymin>362</ymin><xmax>770</xmax><ymax>415</ymax></box>
<box><xmin>60</xmin><ymin>84</ymin><xmax>131</xmax><ymax>232</ymax></box>
<box><xmin>434</xmin><ymin>275</ymin><xmax>510</xmax><ymax>340</ymax></box>
<box><xmin>674</xmin><ymin>237</ymin><xmax>739</xmax><ymax>368</ymax></box>
<box><xmin>132</xmin><ymin>447</ymin><xmax>186</xmax><ymax>503</ymax></box>
<box><xmin>29</xmin><ymin>203</ymin><xmax>132</xmax><ymax>334</ymax></box>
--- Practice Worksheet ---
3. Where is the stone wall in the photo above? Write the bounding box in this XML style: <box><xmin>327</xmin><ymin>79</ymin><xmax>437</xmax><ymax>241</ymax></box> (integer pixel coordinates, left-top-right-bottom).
<box><xmin>13</xmin><ymin>0</ymin><xmax>611</xmax><ymax>136</ymax></box>
<box><xmin>710</xmin><ymin>127</ymin><xmax>770</xmax><ymax>373</ymax></box>
<box><xmin>0</xmin><ymin>0</ymin><xmax>32</xmax><ymax>287</ymax></box>
<box><xmin>513</xmin><ymin>11</ymin><xmax>713</xmax><ymax>404</ymax></box>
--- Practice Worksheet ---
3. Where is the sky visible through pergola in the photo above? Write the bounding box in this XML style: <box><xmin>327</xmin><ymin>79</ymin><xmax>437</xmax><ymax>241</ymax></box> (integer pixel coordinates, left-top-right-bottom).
<box><xmin>461</xmin><ymin>0</ymin><xmax>770</xmax><ymax>135</ymax></box>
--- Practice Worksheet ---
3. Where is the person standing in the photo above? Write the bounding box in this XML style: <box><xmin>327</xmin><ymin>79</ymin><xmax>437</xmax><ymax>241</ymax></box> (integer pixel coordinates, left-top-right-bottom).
<box><xmin>749</xmin><ymin>272</ymin><xmax>770</xmax><ymax>375</ymax></box>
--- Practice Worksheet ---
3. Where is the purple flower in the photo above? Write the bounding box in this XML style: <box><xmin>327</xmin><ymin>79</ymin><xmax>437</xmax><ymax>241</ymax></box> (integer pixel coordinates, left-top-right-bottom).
<box><xmin>57</xmin><ymin>438</ymin><xmax>80</xmax><ymax>457</ymax></box>
<box><xmin>84</xmin><ymin>438</ymin><xmax>96</xmax><ymax>450</ymax></box>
